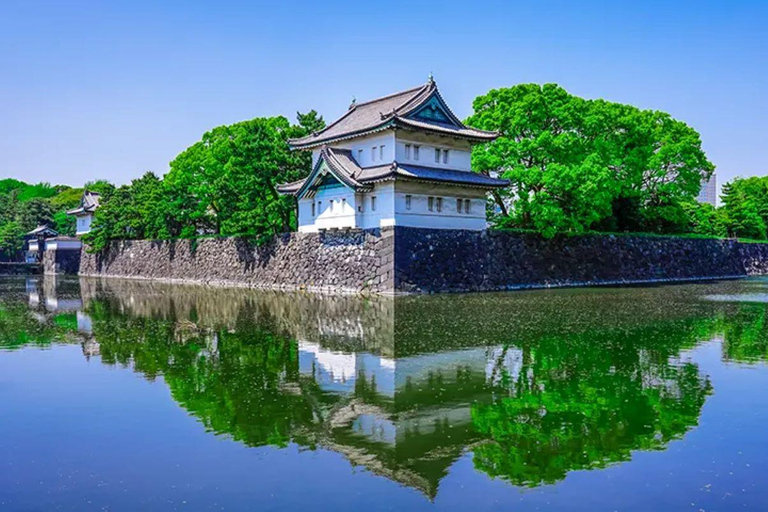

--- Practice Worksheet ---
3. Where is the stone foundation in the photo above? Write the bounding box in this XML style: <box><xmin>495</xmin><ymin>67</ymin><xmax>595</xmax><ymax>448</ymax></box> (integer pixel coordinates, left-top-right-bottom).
<box><xmin>43</xmin><ymin>248</ymin><xmax>82</xmax><ymax>276</ymax></box>
<box><xmin>394</xmin><ymin>228</ymin><xmax>768</xmax><ymax>293</ymax></box>
<box><xmin>78</xmin><ymin>227</ymin><xmax>768</xmax><ymax>294</ymax></box>
<box><xmin>79</xmin><ymin>228</ymin><xmax>395</xmax><ymax>293</ymax></box>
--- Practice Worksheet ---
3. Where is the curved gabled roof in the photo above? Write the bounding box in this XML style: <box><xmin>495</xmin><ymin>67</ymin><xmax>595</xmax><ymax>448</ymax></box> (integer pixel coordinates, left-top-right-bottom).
<box><xmin>288</xmin><ymin>80</ymin><xmax>498</xmax><ymax>149</ymax></box>
<box><xmin>66</xmin><ymin>190</ymin><xmax>101</xmax><ymax>215</ymax></box>
<box><xmin>277</xmin><ymin>147</ymin><xmax>374</xmax><ymax>198</ymax></box>
<box><xmin>277</xmin><ymin>147</ymin><xmax>509</xmax><ymax>196</ymax></box>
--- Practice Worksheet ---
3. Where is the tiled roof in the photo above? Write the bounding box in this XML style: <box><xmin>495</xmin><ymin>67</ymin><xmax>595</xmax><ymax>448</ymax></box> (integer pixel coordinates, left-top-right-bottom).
<box><xmin>277</xmin><ymin>147</ymin><xmax>371</xmax><ymax>196</ymax></box>
<box><xmin>66</xmin><ymin>191</ymin><xmax>101</xmax><ymax>215</ymax></box>
<box><xmin>387</xmin><ymin>164</ymin><xmax>509</xmax><ymax>188</ymax></box>
<box><xmin>26</xmin><ymin>225</ymin><xmax>58</xmax><ymax>237</ymax></box>
<box><xmin>288</xmin><ymin>80</ymin><xmax>497</xmax><ymax>149</ymax></box>
<box><xmin>392</xmin><ymin>117</ymin><xmax>496</xmax><ymax>140</ymax></box>
<box><xmin>48</xmin><ymin>236</ymin><xmax>81</xmax><ymax>242</ymax></box>
<box><xmin>277</xmin><ymin>148</ymin><xmax>509</xmax><ymax>196</ymax></box>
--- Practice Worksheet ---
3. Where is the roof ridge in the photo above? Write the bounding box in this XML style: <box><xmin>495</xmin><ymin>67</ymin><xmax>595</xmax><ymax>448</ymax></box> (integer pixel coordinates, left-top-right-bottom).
<box><xmin>290</xmin><ymin>83</ymin><xmax>428</xmax><ymax>145</ymax></box>
<box><xmin>353</xmin><ymin>83</ymin><xmax>428</xmax><ymax>108</ymax></box>
<box><xmin>323</xmin><ymin>146</ymin><xmax>363</xmax><ymax>184</ymax></box>
<box><xmin>290</xmin><ymin>105</ymin><xmax>361</xmax><ymax>144</ymax></box>
<box><xmin>392</xmin><ymin>81</ymin><xmax>436</xmax><ymax>115</ymax></box>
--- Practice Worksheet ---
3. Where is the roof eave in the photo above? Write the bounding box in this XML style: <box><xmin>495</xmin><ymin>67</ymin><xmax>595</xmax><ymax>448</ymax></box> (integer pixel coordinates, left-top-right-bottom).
<box><xmin>288</xmin><ymin>121</ymin><xmax>396</xmax><ymax>150</ymax></box>
<box><xmin>393</xmin><ymin>120</ymin><xmax>499</xmax><ymax>142</ymax></box>
<box><xmin>392</xmin><ymin>175</ymin><xmax>509</xmax><ymax>189</ymax></box>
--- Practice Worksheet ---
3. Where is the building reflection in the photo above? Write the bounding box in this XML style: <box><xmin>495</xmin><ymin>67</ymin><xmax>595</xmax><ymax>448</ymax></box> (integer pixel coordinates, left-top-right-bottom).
<box><xmin>12</xmin><ymin>276</ymin><xmax>768</xmax><ymax>496</ymax></box>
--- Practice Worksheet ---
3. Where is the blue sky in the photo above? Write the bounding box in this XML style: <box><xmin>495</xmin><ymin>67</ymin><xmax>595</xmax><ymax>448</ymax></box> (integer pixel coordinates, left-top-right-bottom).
<box><xmin>1</xmin><ymin>0</ymin><xmax>766</xmax><ymax>196</ymax></box>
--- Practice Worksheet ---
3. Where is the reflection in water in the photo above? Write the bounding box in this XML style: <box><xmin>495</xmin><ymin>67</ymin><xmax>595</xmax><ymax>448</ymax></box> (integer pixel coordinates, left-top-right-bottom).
<box><xmin>3</xmin><ymin>276</ymin><xmax>768</xmax><ymax>498</ymax></box>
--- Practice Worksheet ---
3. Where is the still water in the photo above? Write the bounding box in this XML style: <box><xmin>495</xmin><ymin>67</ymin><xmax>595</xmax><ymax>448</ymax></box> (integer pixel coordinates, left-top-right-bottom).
<box><xmin>2</xmin><ymin>277</ymin><xmax>768</xmax><ymax>511</ymax></box>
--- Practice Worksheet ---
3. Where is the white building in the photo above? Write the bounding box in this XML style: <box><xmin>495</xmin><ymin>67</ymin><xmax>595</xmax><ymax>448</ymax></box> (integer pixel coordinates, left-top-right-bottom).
<box><xmin>25</xmin><ymin>225</ymin><xmax>58</xmax><ymax>262</ymax></box>
<box><xmin>698</xmin><ymin>173</ymin><xmax>717</xmax><ymax>206</ymax></box>
<box><xmin>277</xmin><ymin>79</ymin><xmax>508</xmax><ymax>232</ymax></box>
<box><xmin>66</xmin><ymin>190</ymin><xmax>101</xmax><ymax>235</ymax></box>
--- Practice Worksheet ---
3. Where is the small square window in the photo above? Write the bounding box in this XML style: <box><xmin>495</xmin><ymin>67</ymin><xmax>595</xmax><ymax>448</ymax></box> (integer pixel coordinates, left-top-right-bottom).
<box><xmin>312</xmin><ymin>202</ymin><xmax>316</xmax><ymax>217</ymax></box>
<box><xmin>371</xmin><ymin>196</ymin><xmax>377</xmax><ymax>211</ymax></box>
<box><xmin>341</xmin><ymin>198</ymin><xmax>346</xmax><ymax>211</ymax></box>
<box><xmin>405</xmin><ymin>144</ymin><xmax>411</xmax><ymax>159</ymax></box>
<box><xmin>456</xmin><ymin>198</ymin><xmax>462</xmax><ymax>213</ymax></box>
<box><xmin>428</xmin><ymin>196</ymin><xmax>434</xmax><ymax>212</ymax></box>
<box><xmin>414</xmin><ymin>145</ymin><xmax>420</xmax><ymax>161</ymax></box>
<box><xmin>435</xmin><ymin>148</ymin><xmax>441</xmax><ymax>163</ymax></box>
<box><xmin>405</xmin><ymin>195</ymin><xmax>412</xmax><ymax>210</ymax></box>
<box><xmin>436</xmin><ymin>197</ymin><xmax>443</xmax><ymax>212</ymax></box>
<box><xmin>465</xmin><ymin>199</ymin><xmax>471</xmax><ymax>214</ymax></box>
<box><xmin>371</xmin><ymin>147</ymin><xmax>376</xmax><ymax>161</ymax></box>
<box><xmin>443</xmin><ymin>149</ymin><xmax>449</xmax><ymax>164</ymax></box>
<box><xmin>358</xmin><ymin>149</ymin><xmax>363</xmax><ymax>163</ymax></box>
<box><xmin>380</xmin><ymin>145</ymin><xmax>384</xmax><ymax>160</ymax></box>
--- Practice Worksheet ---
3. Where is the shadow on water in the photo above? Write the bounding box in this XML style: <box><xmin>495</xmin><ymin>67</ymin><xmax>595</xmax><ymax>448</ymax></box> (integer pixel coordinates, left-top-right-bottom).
<box><xmin>2</xmin><ymin>276</ymin><xmax>768</xmax><ymax>497</ymax></box>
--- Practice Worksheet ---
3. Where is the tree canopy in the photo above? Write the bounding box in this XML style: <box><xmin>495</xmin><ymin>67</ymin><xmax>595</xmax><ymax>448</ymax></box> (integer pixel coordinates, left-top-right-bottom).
<box><xmin>84</xmin><ymin>112</ymin><xmax>323</xmax><ymax>251</ymax></box>
<box><xmin>466</xmin><ymin>84</ymin><xmax>714</xmax><ymax>237</ymax></box>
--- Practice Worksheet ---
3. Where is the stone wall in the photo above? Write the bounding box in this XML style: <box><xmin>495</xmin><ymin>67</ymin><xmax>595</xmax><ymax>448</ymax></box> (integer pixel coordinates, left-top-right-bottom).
<box><xmin>394</xmin><ymin>228</ymin><xmax>768</xmax><ymax>293</ymax></box>
<box><xmin>79</xmin><ymin>228</ymin><xmax>395</xmax><ymax>293</ymax></box>
<box><xmin>43</xmin><ymin>248</ymin><xmax>82</xmax><ymax>276</ymax></box>
<box><xmin>78</xmin><ymin>227</ymin><xmax>768</xmax><ymax>294</ymax></box>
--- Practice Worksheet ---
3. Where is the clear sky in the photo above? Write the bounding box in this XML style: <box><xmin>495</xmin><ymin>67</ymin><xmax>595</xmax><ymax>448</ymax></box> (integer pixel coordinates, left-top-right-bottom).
<box><xmin>1</xmin><ymin>0</ymin><xmax>766</xmax><ymax>196</ymax></box>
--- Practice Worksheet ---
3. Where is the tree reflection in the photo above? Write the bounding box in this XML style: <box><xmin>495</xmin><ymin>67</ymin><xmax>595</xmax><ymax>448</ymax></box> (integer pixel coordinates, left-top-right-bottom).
<box><xmin>472</xmin><ymin>325</ymin><xmax>713</xmax><ymax>486</ymax></box>
<box><xmin>720</xmin><ymin>304</ymin><xmax>768</xmax><ymax>363</ymax></box>
<box><xmin>6</xmin><ymin>276</ymin><xmax>768</xmax><ymax>496</ymax></box>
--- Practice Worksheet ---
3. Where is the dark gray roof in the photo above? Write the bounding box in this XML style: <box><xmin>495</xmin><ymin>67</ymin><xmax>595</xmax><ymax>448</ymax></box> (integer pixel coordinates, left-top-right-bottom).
<box><xmin>288</xmin><ymin>80</ymin><xmax>497</xmax><ymax>149</ymax></box>
<box><xmin>66</xmin><ymin>190</ymin><xmax>101</xmax><ymax>215</ymax></box>
<box><xmin>385</xmin><ymin>164</ymin><xmax>509</xmax><ymax>188</ymax></box>
<box><xmin>277</xmin><ymin>147</ymin><xmax>508</xmax><ymax>196</ymax></box>
<box><xmin>277</xmin><ymin>147</ymin><xmax>371</xmax><ymax>197</ymax></box>
<box><xmin>26</xmin><ymin>225</ymin><xmax>58</xmax><ymax>238</ymax></box>
<box><xmin>48</xmin><ymin>236</ymin><xmax>81</xmax><ymax>242</ymax></box>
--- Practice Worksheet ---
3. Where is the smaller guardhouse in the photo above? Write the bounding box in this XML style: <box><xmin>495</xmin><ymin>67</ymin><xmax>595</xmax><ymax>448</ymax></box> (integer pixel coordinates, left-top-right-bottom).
<box><xmin>66</xmin><ymin>190</ymin><xmax>101</xmax><ymax>235</ymax></box>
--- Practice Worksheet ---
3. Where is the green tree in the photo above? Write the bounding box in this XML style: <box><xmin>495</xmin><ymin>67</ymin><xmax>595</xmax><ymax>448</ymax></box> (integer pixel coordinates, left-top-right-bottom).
<box><xmin>682</xmin><ymin>201</ymin><xmax>728</xmax><ymax>237</ymax></box>
<box><xmin>466</xmin><ymin>84</ymin><xmax>713</xmax><ymax>236</ymax></box>
<box><xmin>721</xmin><ymin>176</ymin><xmax>768</xmax><ymax>239</ymax></box>
<box><xmin>17</xmin><ymin>198</ymin><xmax>54</xmax><ymax>232</ymax></box>
<box><xmin>0</xmin><ymin>221</ymin><xmax>25</xmax><ymax>258</ymax></box>
<box><xmin>85</xmin><ymin>172</ymin><xmax>171</xmax><ymax>251</ymax></box>
<box><xmin>164</xmin><ymin>113</ymin><xmax>320</xmax><ymax>241</ymax></box>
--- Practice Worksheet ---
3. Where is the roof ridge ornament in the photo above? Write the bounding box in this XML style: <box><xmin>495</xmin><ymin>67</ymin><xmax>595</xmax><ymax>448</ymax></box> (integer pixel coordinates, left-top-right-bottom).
<box><xmin>380</xmin><ymin>108</ymin><xmax>396</xmax><ymax>120</ymax></box>
<box><xmin>349</xmin><ymin>96</ymin><xmax>356</xmax><ymax>110</ymax></box>
<box><xmin>428</xmin><ymin>71</ymin><xmax>434</xmax><ymax>84</ymax></box>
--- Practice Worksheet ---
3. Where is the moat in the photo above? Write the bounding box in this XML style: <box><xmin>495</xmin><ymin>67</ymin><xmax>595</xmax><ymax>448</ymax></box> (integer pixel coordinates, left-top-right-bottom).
<box><xmin>3</xmin><ymin>276</ymin><xmax>768</xmax><ymax>511</ymax></box>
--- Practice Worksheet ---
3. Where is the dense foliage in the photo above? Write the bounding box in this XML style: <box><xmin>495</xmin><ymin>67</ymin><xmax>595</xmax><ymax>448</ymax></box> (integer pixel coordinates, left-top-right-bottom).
<box><xmin>84</xmin><ymin>112</ymin><xmax>323</xmax><ymax>251</ymax></box>
<box><xmin>0</xmin><ymin>179</ymin><xmax>113</xmax><ymax>259</ymax></box>
<box><xmin>466</xmin><ymin>84</ymin><xmax>715</xmax><ymax>237</ymax></box>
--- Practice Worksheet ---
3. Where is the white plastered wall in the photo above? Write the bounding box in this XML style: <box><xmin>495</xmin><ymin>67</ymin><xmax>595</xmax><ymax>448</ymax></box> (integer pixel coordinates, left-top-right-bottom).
<box><xmin>298</xmin><ymin>185</ymin><xmax>358</xmax><ymax>233</ymax></box>
<box><xmin>76</xmin><ymin>214</ymin><xmax>93</xmax><ymax>235</ymax></box>
<box><xmin>391</xmin><ymin>181</ymin><xmax>488</xmax><ymax>230</ymax></box>
<box><xmin>311</xmin><ymin>132</ymin><xmax>396</xmax><ymax>169</ymax></box>
<box><xmin>394</xmin><ymin>132</ymin><xmax>473</xmax><ymax>171</ymax></box>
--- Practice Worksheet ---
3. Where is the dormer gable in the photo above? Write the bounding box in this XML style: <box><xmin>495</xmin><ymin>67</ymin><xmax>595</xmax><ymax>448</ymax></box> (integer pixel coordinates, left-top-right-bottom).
<box><xmin>291</xmin><ymin>147</ymin><xmax>372</xmax><ymax>199</ymax></box>
<box><xmin>406</xmin><ymin>92</ymin><xmax>462</xmax><ymax>128</ymax></box>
